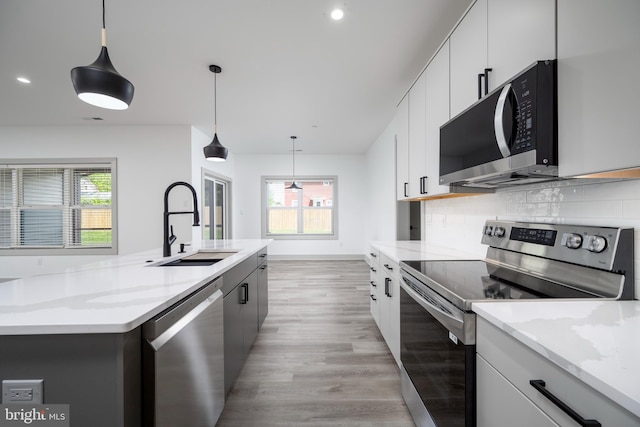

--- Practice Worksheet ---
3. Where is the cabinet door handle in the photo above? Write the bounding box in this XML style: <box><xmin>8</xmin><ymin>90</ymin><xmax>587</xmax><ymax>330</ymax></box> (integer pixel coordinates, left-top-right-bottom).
<box><xmin>370</xmin><ymin>280</ymin><xmax>376</xmax><ymax>288</ymax></box>
<box><xmin>369</xmin><ymin>252</ymin><xmax>377</xmax><ymax>258</ymax></box>
<box><xmin>478</xmin><ymin>72</ymin><xmax>484</xmax><ymax>99</ymax></box>
<box><xmin>370</xmin><ymin>266</ymin><xmax>376</xmax><ymax>273</ymax></box>
<box><xmin>370</xmin><ymin>294</ymin><xmax>377</xmax><ymax>301</ymax></box>
<box><xmin>240</xmin><ymin>283</ymin><xmax>249</xmax><ymax>304</ymax></box>
<box><xmin>384</xmin><ymin>277</ymin><xmax>391</xmax><ymax>297</ymax></box>
<box><xmin>258</xmin><ymin>253</ymin><xmax>267</xmax><ymax>258</ymax></box>
<box><xmin>403</xmin><ymin>182</ymin><xmax>408</xmax><ymax>198</ymax></box>
<box><xmin>259</xmin><ymin>265</ymin><xmax>267</xmax><ymax>270</ymax></box>
<box><xmin>529</xmin><ymin>380</ymin><xmax>601</xmax><ymax>427</ymax></box>
<box><xmin>483</xmin><ymin>68</ymin><xmax>492</xmax><ymax>95</ymax></box>
<box><xmin>384</xmin><ymin>263</ymin><xmax>393</xmax><ymax>271</ymax></box>
<box><xmin>420</xmin><ymin>176</ymin><xmax>428</xmax><ymax>194</ymax></box>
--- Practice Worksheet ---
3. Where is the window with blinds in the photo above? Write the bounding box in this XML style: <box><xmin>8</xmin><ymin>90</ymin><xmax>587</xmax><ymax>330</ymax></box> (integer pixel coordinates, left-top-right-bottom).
<box><xmin>0</xmin><ymin>159</ymin><xmax>117</xmax><ymax>254</ymax></box>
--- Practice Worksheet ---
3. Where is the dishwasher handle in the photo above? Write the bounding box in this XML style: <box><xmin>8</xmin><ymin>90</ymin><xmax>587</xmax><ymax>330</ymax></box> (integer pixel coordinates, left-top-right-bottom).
<box><xmin>148</xmin><ymin>289</ymin><xmax>223</xmax><ymax>351</ymax></box>
<box><xmin>144</xmin><ymin>276</ymin><xmax>223</xmax><ymax>341</ymax></box>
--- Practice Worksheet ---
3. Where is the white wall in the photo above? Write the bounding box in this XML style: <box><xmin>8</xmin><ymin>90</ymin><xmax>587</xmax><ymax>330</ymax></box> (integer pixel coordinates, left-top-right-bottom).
<box><xmin>0</xmin><ymin>125</ymin><xmax>192</xmax><ymax>278</ymax></box>
<box><xmin>364</xmin><ymin>118</ymin><xmax>398</xmax><ymax>245</ymax></box>
<box><xmin>419</xmin><ymin>178</ymin><xmax>640</xmax><ymax>299</ymax></box>
<box><xmin>233</xmin><ymin>154</ymin><xmax>366</xmax><ymax>258</ymax></box>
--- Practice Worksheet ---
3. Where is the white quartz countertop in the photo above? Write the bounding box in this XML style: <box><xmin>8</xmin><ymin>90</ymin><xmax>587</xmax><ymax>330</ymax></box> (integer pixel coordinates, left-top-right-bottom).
<box><xmin>370</xmin><ymin>240</ymin><xmax>478</xmax><ymax>263</ymax></box>
<box><xmin>473</xmin><ymin>300</ymin><xmax>640</xmax><ymax>418</ymax></box>
<box><xmin>0</xmin><ymin>239</ymin><xmax>270</xmax><ymax>335</ymax></box>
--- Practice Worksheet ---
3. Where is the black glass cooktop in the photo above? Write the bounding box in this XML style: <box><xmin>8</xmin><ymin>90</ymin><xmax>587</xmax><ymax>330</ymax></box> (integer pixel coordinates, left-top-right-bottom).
<box><xmin>401</xmin><ymin>260</ymin><xmax>601</xmax><ymax>310</ymax></box>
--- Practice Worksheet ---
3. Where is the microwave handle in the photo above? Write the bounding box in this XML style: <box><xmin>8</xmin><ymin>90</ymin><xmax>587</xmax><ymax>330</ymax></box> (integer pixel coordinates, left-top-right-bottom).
<box><xmin>494</xmin><ymin>83</ymin><xmax>513</xmax><ymax>158</ymax></box>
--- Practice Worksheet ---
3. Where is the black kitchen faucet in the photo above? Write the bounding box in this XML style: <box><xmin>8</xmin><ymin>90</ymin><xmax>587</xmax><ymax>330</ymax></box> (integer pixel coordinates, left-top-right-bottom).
<box><xmin>163</xmin><ymin>181</ymin><xmax>200</xmax><ymax>257</ymax></box>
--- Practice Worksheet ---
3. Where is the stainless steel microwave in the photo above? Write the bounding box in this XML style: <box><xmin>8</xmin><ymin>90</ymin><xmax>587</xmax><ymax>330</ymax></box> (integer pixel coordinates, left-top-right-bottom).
<box><xmin>440</xmin><ymin>60</ymin><xmax>557</xmax><ymax>188</ymax></box>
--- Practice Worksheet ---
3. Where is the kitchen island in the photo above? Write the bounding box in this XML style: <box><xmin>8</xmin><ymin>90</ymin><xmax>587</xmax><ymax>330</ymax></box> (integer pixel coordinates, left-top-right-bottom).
<box><xmin>473</xmin><ymin>300</ymin><xmax>640</xmax><ymax>426</ymax></box>
<box><xmin>0</xmin><ymin>239</ymin><xmax>270</xmax><ymax>427</ymax></box>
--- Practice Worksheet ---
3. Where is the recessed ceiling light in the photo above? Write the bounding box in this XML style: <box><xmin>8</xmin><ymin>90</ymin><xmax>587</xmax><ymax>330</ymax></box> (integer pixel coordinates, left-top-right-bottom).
<box><xmin>330</xmin><ymin>8</ymin><xmax>344</xmax><ymax>20</ymax></box>
<box><xmin>16</xmin><ymin>77</ymin><xmax>31</xmax><ymax>84</ymax></box>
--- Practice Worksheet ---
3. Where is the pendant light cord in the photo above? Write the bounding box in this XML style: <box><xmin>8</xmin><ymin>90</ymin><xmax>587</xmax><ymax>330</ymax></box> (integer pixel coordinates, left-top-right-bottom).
<box><xmin>291</xmin><ymin>137</ymin><xmax>296</xmax><ymax>181</ymax></box>
<box><xmin>214</xmin><ymin>72</ymin><xmax>217</xmax><ymax>133</ymax></box>
<box><xmin>102</xmin><ymin>0</ymin><xmax>106</xmax><ymax>29</ymax></box>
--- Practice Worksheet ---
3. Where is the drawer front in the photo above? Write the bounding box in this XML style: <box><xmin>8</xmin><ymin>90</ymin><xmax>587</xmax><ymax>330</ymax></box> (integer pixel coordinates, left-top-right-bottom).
<box><xmin>368</xmin><ymin>246</ymin><xmax>380</xmax><ymax>264</ymax></box>
<box><xmin>379</xmin><ymin>253</ymin><xmax>400</xmax><ymax>281</ymax></box>
<box><xmin>369</xmin><ymin>282</ymin><xmax>380</xmax><ymax>327</ymax></box>
<box><xmin>477</xmin><ymin>317</ymin><xmax>639</xmax><ymax>426</ymax></box>
<box><xmin>222</xmin><ymin>253</ymin><xmax>257</xmax><ymax>296</ymax></box>
<box><xmin>477</xmin><ymin>355</ymin><xmax>559</xmax><ymax>427</ymax></box>
<box><xmin>257</xmin><ymin>247</ymin><xmax>268</xmax><ymax>266</ymax></box>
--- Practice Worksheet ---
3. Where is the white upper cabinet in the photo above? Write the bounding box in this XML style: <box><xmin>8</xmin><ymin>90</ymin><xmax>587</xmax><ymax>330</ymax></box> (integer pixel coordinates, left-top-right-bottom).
<box><xmin>408</xmin><ymin>72</ymin><xmax>427</xmax><ymax>198</ymax></box>
<box><xmin>450</xmin><ymin>0</ymin><xmax>556</xmax><ymax>118</ymax></box>
<box><xmin>450</xmin><ymin>0</ymin><xmax>488</xmax><ymax>118</ymax></box>
<box><xmin>487</xmin><ymin>0</ymin><xmax>556</xmax><ymax>90</ymax></box>
<box><xmin>395</xmin><ymin>96</ymin><xmax>410</xmax><ymax>200</ymax></box>
<box><xmin>558</xmin><ymin>0</ymin><xmax>640</xmax><ymax>177</ymax></box>
<box><xmin>425</xmin><ymin>40</ymin><xmax>452</xmax><ymax>196</ymax></box>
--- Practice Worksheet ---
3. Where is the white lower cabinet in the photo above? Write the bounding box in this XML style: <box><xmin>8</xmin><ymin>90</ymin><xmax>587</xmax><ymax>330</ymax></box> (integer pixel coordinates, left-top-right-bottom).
<box><xmin>477</xmin><ymin>317</ymin><xmax>640</xmax><ymax>427</ymax></box>
<box><xmin>368</xmin><ymin>255</ymin><xmax>380</xmax><ymax>327</ymax></box>
<box><xmin>368</xmin><ymin>247</ymin><xmax>400</xmax><ymax>366</ymax></box>
<box><xmin>477</xmin><ymin>356</ymin><xmax>559</xmax><ymax>427</ymax></box>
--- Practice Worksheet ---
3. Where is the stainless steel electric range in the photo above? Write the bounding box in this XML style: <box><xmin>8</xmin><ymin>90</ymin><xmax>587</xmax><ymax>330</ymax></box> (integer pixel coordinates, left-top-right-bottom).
<box><xmin>399</xmin><ymin>220</ymin><xmax>634</xmax><ymax>427</ymax></box>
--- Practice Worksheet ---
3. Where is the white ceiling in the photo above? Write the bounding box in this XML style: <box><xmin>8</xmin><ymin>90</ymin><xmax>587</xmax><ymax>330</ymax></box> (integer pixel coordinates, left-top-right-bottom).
<box><xmin>0</xmin><ymin>0</ymin><xmax>472</xmax><ymax>155</ymax></box>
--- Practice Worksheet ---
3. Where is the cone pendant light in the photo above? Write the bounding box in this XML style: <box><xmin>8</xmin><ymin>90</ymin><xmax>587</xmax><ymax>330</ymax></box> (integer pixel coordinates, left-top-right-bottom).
<box><xmin>203</xmin><ymin>65</ymin><xmax>229</xmax><ymax>161</ymax></box>
<box><xmin>286</xmin><ymin>136</ymin><xmax>302</xmax><ymax>190</ymax></box>
<box><xmin>71</xmin><ymin>0</ymin><xmax>134</xmax><ymax>110</ymax></box>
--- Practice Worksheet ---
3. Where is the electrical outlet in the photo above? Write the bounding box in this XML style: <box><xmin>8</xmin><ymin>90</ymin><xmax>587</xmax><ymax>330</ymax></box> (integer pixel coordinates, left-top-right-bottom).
<box><xmin>2</xmin><ymin>380</ymin><xmax>44</xmax><ymax>404</ymax></box>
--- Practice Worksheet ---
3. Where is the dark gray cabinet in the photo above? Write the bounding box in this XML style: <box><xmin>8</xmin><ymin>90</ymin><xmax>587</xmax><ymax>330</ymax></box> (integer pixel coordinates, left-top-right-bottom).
<box><xmin>257</xmin><ymin>253</ymin><xmax>268</xmax><ymax>328</ymax></box>
<box><xmin>222</xmin><ymin>247</ymin><xmax>268</xmax><ymax>396</ymax></box>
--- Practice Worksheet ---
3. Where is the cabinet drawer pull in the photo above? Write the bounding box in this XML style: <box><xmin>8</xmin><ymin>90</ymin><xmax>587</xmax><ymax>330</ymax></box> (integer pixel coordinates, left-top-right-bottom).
<box><xmin>529</xmin><ymin>380</ymin><xmax>601</xmax><ymax>427</ymax></box>
<box><xmin>369</xmin><ymin>252</ymin><xmax>377</xmax><ymax>258</ymax></box>
<box><xmin>384</xmin><ymin>263</ymin><xmax>393</xmax><ymax>271</ymax></box>
<box><xmin>370</xmin><ymin>266</ymin><xmax>376</xmax><ymax>272</ymax></box>
<box><xmin>370</xmin><ymin>294</ymin><xmax>377</xmax><ymax>301</ymax></box>
<box><xmin>370</xmin><ymin>280</ymin><xmax>376</xmax><ymax>288</ymax></box>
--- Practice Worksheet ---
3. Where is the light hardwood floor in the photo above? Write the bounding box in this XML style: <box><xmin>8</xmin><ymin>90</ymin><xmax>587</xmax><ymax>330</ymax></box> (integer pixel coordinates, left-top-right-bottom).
<box><xmin>216</xmin><ymin>260</ymin><xmax>415</xmax><ymax>427</ymax></box>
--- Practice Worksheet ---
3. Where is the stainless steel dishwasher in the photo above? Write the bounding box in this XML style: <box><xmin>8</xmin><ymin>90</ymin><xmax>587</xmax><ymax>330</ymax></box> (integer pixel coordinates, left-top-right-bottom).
<box><xmin>143</xmin><ymin>277</ymin><xmax>224</xmax><ymax>427</ymax></box>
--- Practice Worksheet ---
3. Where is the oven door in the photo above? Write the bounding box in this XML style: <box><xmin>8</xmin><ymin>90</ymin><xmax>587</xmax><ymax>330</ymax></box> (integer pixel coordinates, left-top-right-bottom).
<box><xmin>400</xmin><ymin>280</ymin><xmax>476</xmax><ymax>427</ymax></box>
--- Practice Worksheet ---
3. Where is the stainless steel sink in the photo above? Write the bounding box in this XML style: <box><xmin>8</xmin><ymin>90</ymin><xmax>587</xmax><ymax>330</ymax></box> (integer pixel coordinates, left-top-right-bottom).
<box><xmin>159</xmin><ymin>258</ymin><xmax>222</xmax><ymax>267</ymax></box>
<box><xmin>151</xmin><ymin>250</ymin><xmax>238</xmax><ymax>267</ymax></box>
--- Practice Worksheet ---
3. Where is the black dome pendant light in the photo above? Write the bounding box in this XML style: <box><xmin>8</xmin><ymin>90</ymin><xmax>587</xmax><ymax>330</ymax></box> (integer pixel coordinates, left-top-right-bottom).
<box><xmin>203</xmin><ymin>65</ymin><xmax>229</xmax><ymax>162</ymax></box>
<box><xmin>70</xmin><ymin>0</ymin><xmax>134</xmax><ymax>110</ymax></box>
<box><xmin>286</xmin><ymin>136</ymin><xmax>302</xmax><ymax>190</ymax></box>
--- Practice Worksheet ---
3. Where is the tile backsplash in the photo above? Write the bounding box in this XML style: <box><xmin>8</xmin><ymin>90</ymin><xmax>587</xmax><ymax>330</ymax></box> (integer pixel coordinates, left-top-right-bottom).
<box><xmin>422</xmin><ymin>178</ymin><xmax>640</xmax><ymax>299</ymax></box>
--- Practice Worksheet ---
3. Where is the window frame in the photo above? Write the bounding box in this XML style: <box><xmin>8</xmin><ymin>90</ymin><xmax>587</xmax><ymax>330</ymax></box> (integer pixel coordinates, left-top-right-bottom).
<box><xmin>0</xmin><ymin>158</ymin><xmax>118</xmax><ymax>256</ymax></box>
<box><xmin>261</xmin><ymin>175</ymin><xmax>338</xmax><ymax>240</ymax></box>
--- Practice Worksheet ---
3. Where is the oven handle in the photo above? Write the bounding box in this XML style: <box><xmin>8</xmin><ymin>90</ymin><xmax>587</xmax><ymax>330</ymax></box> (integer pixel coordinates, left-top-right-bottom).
<box><xmin>400</xmin><ymin>273</ymin><xmax>474</xmax><ymax>345</ymax></box>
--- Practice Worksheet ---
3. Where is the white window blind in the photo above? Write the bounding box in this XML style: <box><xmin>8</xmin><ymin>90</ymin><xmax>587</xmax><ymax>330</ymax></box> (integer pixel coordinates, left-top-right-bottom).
<box><xmin>0</xmin><ymin>159</ymin><xmax>116</xmax><ymax>253</ymax></box>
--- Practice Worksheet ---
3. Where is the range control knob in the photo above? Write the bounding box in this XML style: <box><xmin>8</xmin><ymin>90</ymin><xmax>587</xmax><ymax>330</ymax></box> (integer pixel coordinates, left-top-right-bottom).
<box><xmin>561</xmin><ymin>233</ymin><xmax>583</xmax><ymax>249</ymax></box>
<box><xmin>484</xmin><ymin>225</ymin><xmax>494</xmax><ymax>236</ymax></box>
<box><xmin>492</xmin><ymin>226</ymin><xmax>506</xmax><ymax>237</ymax></box>
<box><xmin>585</xmin><ymin>235</ymin><xmax>607</xmax><ymax>253</ymax></box>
